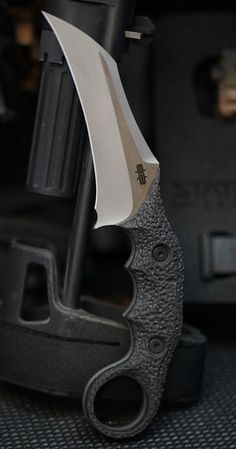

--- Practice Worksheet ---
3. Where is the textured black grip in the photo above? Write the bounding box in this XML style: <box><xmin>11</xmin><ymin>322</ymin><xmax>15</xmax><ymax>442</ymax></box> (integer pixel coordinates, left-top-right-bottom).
<box><xmin>82</xmin><ymin>177</ymin><xmax>184</xmax><ymax>438</ymax></box>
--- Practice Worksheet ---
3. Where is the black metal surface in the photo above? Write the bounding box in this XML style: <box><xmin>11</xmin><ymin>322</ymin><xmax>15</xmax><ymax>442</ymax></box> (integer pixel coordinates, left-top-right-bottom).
<box><xmin>0</xmin><ymin>345</ymin><xmax>235</xmax><ymax>448</ymax></box>
<box><xmin>63</xmin><ymin>141</ymin><xmax>96</xmax><ymax>308</ymax></box>
<box><xmin>27</xmin><ymin>30</ymin><xmax>84</xmax><ymax>198</ymax></box>
<box><xmin>45</xmin><ymin>0</ymin><xmax>136</xmax><ymax>61</ymax></box>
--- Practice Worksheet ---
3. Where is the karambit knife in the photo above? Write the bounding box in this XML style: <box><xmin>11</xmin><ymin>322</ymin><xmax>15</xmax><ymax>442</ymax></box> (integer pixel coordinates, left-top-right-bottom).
<box><xmin>43</xmin><ymin>12</ymin><xmax>184</xmax><ymax>439</ymax></box>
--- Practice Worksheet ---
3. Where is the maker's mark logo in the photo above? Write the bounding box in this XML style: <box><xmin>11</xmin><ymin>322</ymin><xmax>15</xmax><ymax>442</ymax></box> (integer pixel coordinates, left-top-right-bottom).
<box><xmin>136</xmin><ymin>164</ymin><xmax>147</xmax><ymax>185</ymax></box>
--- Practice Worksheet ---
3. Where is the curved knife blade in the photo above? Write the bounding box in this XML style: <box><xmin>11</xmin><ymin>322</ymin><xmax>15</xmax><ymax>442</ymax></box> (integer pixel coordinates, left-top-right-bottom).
<box><xmin>43</xmin><ymin>12</ymin><xmax>159</xmax><ymax>229</ymax></box>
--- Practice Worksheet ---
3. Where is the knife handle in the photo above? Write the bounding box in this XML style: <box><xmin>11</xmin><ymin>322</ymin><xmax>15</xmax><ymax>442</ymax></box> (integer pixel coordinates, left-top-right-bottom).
<box><xmin>82</xmin><ymin>177</ymin><xmax>184</xmax><ymax>439</ymax></box>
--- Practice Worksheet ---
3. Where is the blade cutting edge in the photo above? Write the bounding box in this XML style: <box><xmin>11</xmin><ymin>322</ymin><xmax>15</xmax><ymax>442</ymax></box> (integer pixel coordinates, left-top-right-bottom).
<box><xmin>43</xmin><ymin>12</ymin><xmax>159</xmax><ymax>228</ymax></box>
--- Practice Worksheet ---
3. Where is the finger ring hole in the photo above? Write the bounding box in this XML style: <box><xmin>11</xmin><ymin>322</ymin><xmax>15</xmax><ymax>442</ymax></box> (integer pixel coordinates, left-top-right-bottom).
<box><xmin>94</xmin><ymin>376</ymin><xmax>145</xmax><ymax>429</ymax></box>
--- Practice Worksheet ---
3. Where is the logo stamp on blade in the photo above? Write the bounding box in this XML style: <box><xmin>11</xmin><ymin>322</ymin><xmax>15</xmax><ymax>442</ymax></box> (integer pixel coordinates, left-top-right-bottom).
<box><xmin>136</xmin><ymin>164</ymin><xmax>147</xmax><ymax>185</ymax></box>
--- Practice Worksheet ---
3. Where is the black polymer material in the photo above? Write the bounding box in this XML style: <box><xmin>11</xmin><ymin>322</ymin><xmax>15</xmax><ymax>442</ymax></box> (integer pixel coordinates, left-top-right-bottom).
<box><xmin>45</xmin><ymin>0</ymin><xmax>136</xmax><ymax>60</ymax></box>
<box><xmin>27</xmin><ymin>30</ymin><xmax>84</xmax><ymax>198</ymax></box>
<box><xmin>83</xmin><ymin>178</ymin><xmax>184</xmax><ymax>438</ymax></box>
<box><xmin>0</xmin><ymin>346</ymin><xmax>235</xmax><ymax>448</ymax></box>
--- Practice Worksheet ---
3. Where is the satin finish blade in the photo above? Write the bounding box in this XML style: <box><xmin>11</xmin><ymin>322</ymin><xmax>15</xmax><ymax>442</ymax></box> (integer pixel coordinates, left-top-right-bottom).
<box><xmin>43</xmin><ymin>12</ymin><xmax>159</xmax><ymax>228</ymax></box>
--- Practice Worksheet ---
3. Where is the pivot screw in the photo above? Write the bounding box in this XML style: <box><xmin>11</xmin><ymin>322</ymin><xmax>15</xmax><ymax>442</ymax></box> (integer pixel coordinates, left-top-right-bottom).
<box><xmin>153</xmin><ymin>244</ymin><xmax>170</xmax><ymax>263</ymax></box>
<box><xmin>149</xmin><ymin>337</ymin><xmax>165</xmax><ymax>354</ymax></box>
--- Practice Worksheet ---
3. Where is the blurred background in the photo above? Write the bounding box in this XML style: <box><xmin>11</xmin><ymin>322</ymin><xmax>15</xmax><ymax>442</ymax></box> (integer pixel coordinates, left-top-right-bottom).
<box><xmin>0</xmin><ymin>0</ymin><xmax>236</xmax><ymax>342</ymax></box>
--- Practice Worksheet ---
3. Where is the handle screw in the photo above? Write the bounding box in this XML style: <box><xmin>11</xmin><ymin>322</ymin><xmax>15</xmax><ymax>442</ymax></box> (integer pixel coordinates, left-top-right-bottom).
<box><xmin>149</xmin><ymin>337</ymin><xmax>165</xmax><ymax>354</ymax></box>
<box><xmin>153</xmin><ymin>244</ymin><xmax>170</xmax><ymax>263</ymax></box>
